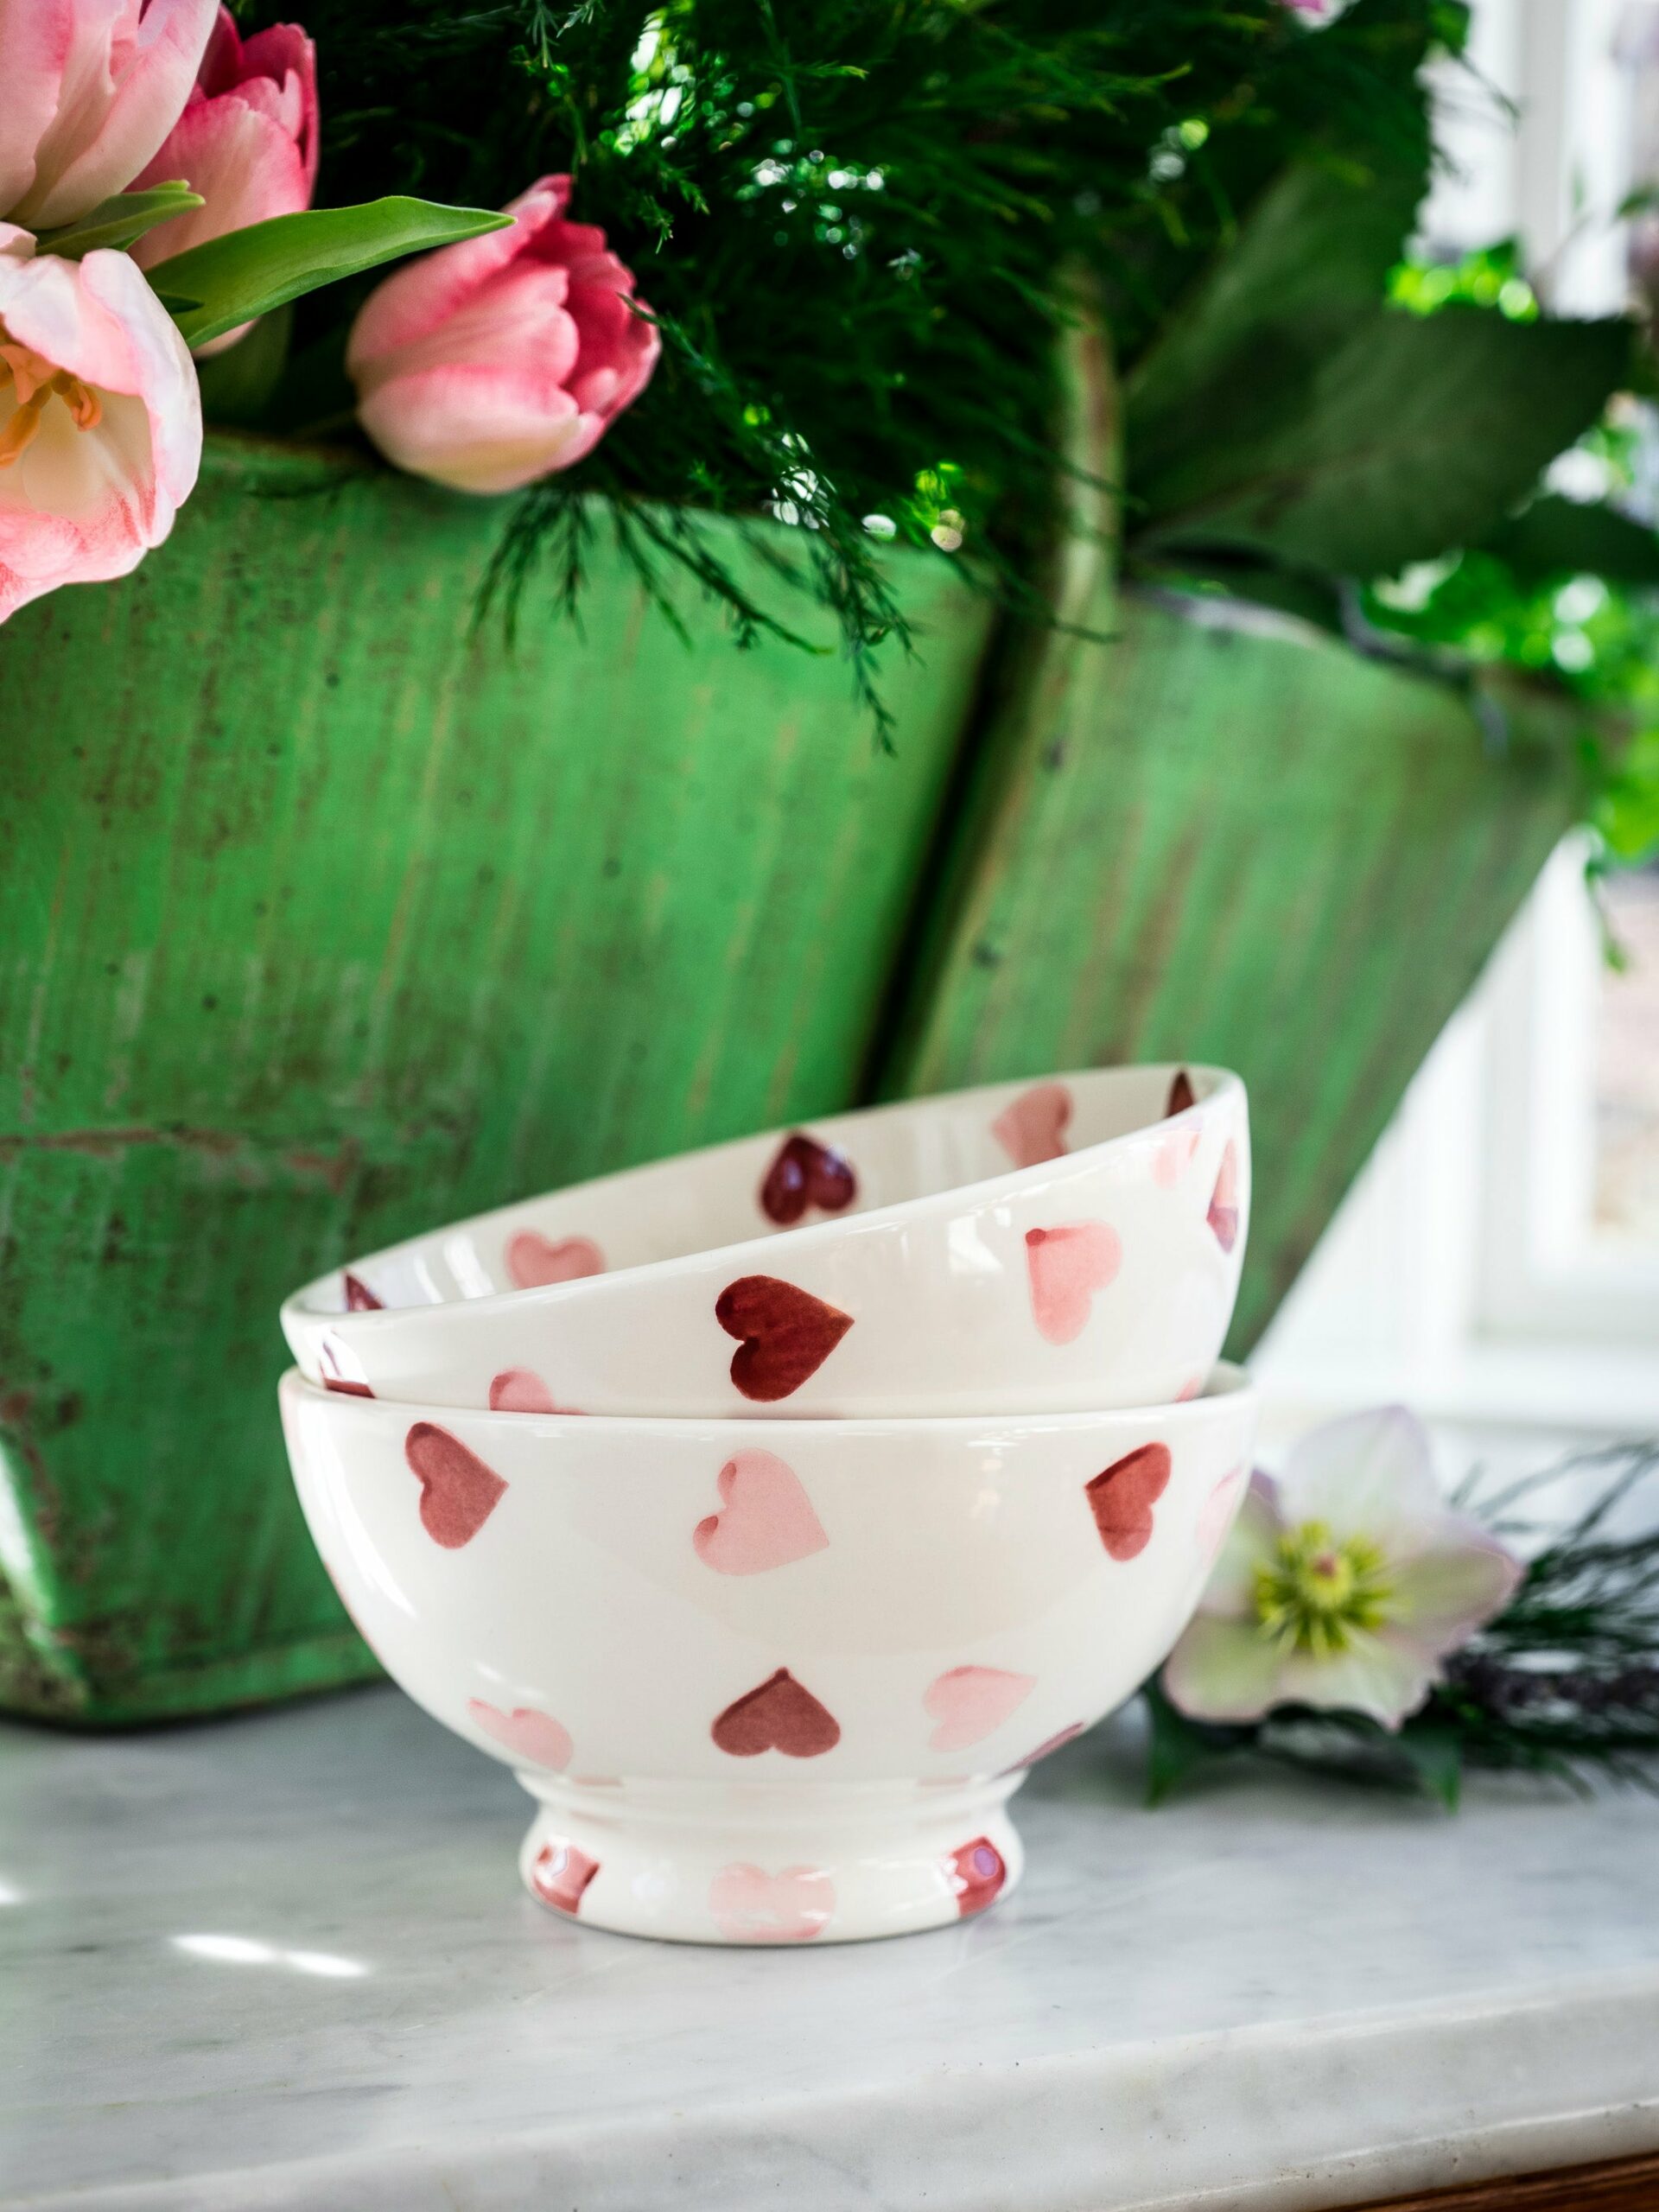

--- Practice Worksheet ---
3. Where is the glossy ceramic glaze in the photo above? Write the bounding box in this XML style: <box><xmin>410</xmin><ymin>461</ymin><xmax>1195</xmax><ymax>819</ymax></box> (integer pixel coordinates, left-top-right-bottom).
<box><xmin>280</xmin><ymin>1364</ymin><xmax>1259</xmax><ymax>1943</ymax></box>
<box><xmin>281</xmin><ymin>1066</ymin><xmax>1249</xmax><ymax>1418</ymax></box>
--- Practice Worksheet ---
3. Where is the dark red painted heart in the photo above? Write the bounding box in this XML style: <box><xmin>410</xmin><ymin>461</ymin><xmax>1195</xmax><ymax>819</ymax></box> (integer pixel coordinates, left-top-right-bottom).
<box><xmin>404</xmin><ymin>1421</ymin><xmax>508</xmax><ymax>1548</ymax></box>
<box><xmin>947</xmin><ymin>1836</ymin><xmax>1007</xmax><ymax>1918</ymax></box>
<box><xmin>715</xmin><ymin>1275</ymin><xmax>853</xmax><ymax>1401</ymax></box>
<box><xmin>759</xmin><ymin>1133</ymin><xmax>857</xmax><ymax>1225</ymax></box>
<box><xmin>1165</xmin><ymin>1068</ymin><xmax>1196</xmax><ymax>1119</ymax></box>
<box><xmin>1085</xmin><ymin>1442</ymin><xmax>1172</xmax><ymax>1561</ymax></box>
<box><xmin>711</xmin><ymin>1668</ymin><xmax>841</xmax><ymax>1758</ymax></box>
<box><xmin>343</xmin><ymin>1272</ymin><xmax>382</xmax><ymax>1311</ymax></box>
<box><xmin>1208</xmin><ymin>1139</ymin><xmax>1240</xmax><ymax>1254</ymax></box>
<box><xmin>529</xmin><ymin>1840</ymin><xmax>600</xmax><ymax>1916</ymax></box>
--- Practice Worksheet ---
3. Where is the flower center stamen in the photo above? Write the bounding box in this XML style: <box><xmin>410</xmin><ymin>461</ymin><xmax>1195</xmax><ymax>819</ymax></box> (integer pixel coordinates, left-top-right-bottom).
<box><xmin>1253</xmin><ymin>1520</ymin><xmax>1392</xmax><ymax>1657</ymax></box>
<box><xmin>0</xmin><ymin>339</ymin><xmax>102</xmax><ymax>467</ymax></box>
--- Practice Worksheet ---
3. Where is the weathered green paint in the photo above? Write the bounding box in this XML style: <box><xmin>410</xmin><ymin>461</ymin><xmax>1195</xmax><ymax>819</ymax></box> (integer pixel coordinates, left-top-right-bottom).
<box><xmin>880</xmin><ymin>587</ymin><xmax>1582</xmax><ymax>1351</ymax></box>
<box><xmin>0</xmin><ymin>434</ymin><xmax>992</xmax><ymax>1725</ymax></box>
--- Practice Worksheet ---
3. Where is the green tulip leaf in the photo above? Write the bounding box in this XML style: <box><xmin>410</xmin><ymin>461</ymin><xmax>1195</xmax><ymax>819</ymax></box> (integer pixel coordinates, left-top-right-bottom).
<box><xmin>35</xmin><ymin>182</ymin><xmax>205</xmax><ymax>259</ymax></box>
<box><xmin>145</xmin><ymin>197</ymin><xmax>512</xmax><ymax>350</ymax></box>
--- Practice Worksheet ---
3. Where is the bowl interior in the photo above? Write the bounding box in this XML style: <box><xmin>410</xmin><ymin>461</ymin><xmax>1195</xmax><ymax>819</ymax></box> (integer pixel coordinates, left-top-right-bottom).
<box><xmin>303</xmin><ymin>1065</ymin><xmax>1236</xmax><ymax>1318</ymax></box>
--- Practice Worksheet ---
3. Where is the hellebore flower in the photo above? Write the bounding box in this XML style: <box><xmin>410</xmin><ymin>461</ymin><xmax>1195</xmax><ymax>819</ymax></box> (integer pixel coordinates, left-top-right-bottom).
<box><xmin>0</xmin><ymin>0</ymin><xmax>217</xmax><ymax>232</ymax></box>
<box><xmin>130</xmin><ymin>8</ymin><xmax>319</xmax><ymax>354</ymax></box>
<box><xmin>346</xmin><ymin>173</ymin><xmax>660</xmax><ymax>494</ymax></box>
<box><xmin>1163</xmin><ymin>1407</ymin><xmax>1522</xmax><ymax>1730</ymax></box>
<box><xmin>0</xmin><ymin>232</ymin><xmax>201</xmax><ymax>623</ymax></box>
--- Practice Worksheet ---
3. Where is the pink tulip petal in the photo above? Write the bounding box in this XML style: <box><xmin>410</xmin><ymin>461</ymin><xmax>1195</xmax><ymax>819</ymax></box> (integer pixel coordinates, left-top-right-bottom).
<box><xmin>10</xmin><ymin>0</ymin><xmax>218</xmax><ymax>230</ymax></box>
<box><xmin>348</xmin><ymin>177</ymin><xmax>570</xmax><ymax>368</ymax></box>
<box><xmin>1162</xmin><ymin>1612</ymin><xmax>1287</xmax><ymax>1724</ymax></box>
<box><xmin>131</xmin><ymin>96</ymin><xmax>308</xmax><ymax>265</ymax></box>
<box><xmin>348</xmin><ymin>172</ymin><xmax>658</xmax><ymax>491</ymax></box>
<box><xmin>1279</xmin><ymin>1405</ymin><xmax>1443</xmax><ymax>1547</ymax></box>
<box><xmin>0</xmin><ymin>247</ymin><xmax>199</xmax><ymax>623</ymax></box>
<box><xmin>357</xmin><ymin>361</ymin><xmax>594</xmax><ymax>495</ymax></box>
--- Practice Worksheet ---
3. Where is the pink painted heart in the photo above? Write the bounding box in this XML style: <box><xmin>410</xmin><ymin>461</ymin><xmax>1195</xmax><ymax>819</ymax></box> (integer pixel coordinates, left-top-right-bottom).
<box><xmin>1197</xmin><ymin>1465</ymin><xmax>1247</xmax><ymax>1563</ymax></box>
<box><xmin>715</xmin><ymin>1275</ymin><xmax>854</xmax><ymax>1401</ymax></box>
<box><xmin>1165</xmin><ymin>1068</ymin><xmax>1197</xmax><ymax>1118</ymax></box>
<box><xmin>1085</xmin><ymin>1441</ymin><xmax>1172</xmax><ymax>1561</ymax></box>
<box><xmin>529</xmin><ymin>1840</ymin><xmax>600</xmax><ymax>1916</ymax></box>
<box><xmin>694</xmin><ymin>1450</ymin><xmax>830</xmax><ymax>1575</ymax></box>
<box><xmin>709</xmin><ymin>1862</ymin><xmax>835</xmax><ymax>1942</ymax></box>
<box><xmin>467</xmin><ymin>1699</ymin><xmax>573</xmax><ymax>1772</ymax></box>
<box><xmin>319</xmin><ymin>1334</ymin><xmax>373</xmax><ymax>1397</ymax></box>
<box><xmin>404</xmin><ymin>1421</ymin><xmax>508</xmax><ymax>1548</ymax></box>
<box><xmin>343</xmin><ymin>1271</ymin><xmax>382</xmax><ymax>1311</ymax></box>
<box><xmin>759</xmin><ymin>1133</ymin><xmax>857</xmax><ymax>1225</ymax></box>
<box><xmin>1025</xmin><ymin>1222</ymin><xmax>1122</xmax><ymax>1344</ymax></box>
<box><xmin>505</xmin><ymin>1232</ymin><xmax>604</xmax><ymax>1290</ymax></box>
<box><xmin>992</xmin><ymin>1081</ymin><xmax>1071</xmax><ymax>1168</ymax></box>
<box><xmin>711</xmin><ymin>1669</ymin><xmax>841</xmax><ymax>1758</ymax></box>
<box><xmin>946</xmin><ymin>1837</ymin><xmax>1007</xmax><ymax>1918</ymax></box>
<box><xmin>1208</xmin><ymin>1140</ymin><xmax>1241</xmax><ymax>1254</ymax></box>
<box><xmin>924</xmin><ymin>1665</ymin><xmax>1037</xmax><ymax>1752</ymax></box>
<box><xmin>488</xmin><ymin>1368</ymin><xmax>583</xmax><ymax>1415</ymax></box>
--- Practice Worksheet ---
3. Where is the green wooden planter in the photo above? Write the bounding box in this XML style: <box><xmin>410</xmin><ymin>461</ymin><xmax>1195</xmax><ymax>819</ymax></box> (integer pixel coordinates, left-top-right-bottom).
<box><xmin>0</xmin><ymin>430</ymin><xmax>1583</xmax><ymax>1726</ymax></box>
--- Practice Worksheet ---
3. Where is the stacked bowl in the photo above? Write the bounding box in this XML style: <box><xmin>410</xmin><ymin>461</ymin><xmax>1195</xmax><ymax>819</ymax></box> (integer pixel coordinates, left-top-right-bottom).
<box><xmin>278</xmin><ymin>1065</ymin><xmax>1256</xmax><ymax>1945</ymax></box>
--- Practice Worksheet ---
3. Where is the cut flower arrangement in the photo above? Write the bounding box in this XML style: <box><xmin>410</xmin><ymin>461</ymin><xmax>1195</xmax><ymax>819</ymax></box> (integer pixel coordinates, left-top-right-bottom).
<box><xmin>2</xmin><ymin>0</ymin><xmax>1658</xmax><ymax>820</ymax></box>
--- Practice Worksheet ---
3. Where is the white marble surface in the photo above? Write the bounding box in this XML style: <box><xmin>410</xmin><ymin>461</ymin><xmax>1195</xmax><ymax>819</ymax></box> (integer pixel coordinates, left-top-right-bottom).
<box><xmin>4</xmin><ymin>1686</ymin><xmax>1658</xmax><ymax>2211</ymax></box>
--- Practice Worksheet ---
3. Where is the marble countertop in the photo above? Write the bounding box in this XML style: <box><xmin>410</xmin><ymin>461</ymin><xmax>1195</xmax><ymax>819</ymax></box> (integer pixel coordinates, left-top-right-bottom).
<box><xmin>4</xmin><ymin>1685</ymin><xmax>1658</xmax><ymax>2212</ymax></box>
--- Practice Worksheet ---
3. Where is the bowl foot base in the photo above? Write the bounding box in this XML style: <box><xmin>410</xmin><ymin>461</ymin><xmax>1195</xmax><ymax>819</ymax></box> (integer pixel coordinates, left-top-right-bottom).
<box><xmin>516</xmin><ymin>1773</ymin><xmax>1025</xmax><ymax>1944</ymax></box>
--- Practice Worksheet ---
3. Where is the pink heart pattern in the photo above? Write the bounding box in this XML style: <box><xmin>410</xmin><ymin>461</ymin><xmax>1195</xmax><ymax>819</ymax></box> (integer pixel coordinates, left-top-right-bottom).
<box><xmin>488</xmin><ymin>1367</ymin><xmax>583</xmax><ymax>1415</ymax></box>
<box><xmin>946</xmin><ymin>1837</ymin><xmax>1007</xmax><ymax>1918</ymax></box>
<box><xmin>1025</xmin><ymin>1222</ymin><xmax>1122</xmax><ymax>1344</ymax></box>
<box><xmin>530</xmin><ymin>1840</ymin><xmax>600</xmax><ymax>1916</ymax></box>
<box><xmin>505</xmin><ymin>1232</ymin><xmax>604</xmax><ymax>1290</ymax></box>
<box><xmin>992</xmin><ymin>1081</ymin><xmax>1071</xmax><ymax>1167</ymax></box>
<box><xmin>1197</xmin><ymin>1465</ymin><xmax>1247</xmax><ymax>1563</ymax></box>
<box><xmin>709</xmin><ymin>1862</ymin><xmax>836</xmax><ymax>1942</ymax></box>
<box><xmin>694</xmin><ymin>1449</ymin><xmax>830</xmax><ymax>1576</ymax></box>
<box><xmin>1085</xmin><ymin>1442</ymin><xmax>1172</xmax><ymax>1561</ymax></box>
<box><xmin>1208</xmin><ymin>1140</ymin><xmax>1241</xmax><ymax>1254</ymax></box>
<box><xmin>923</xmin><ymin>1665</ymin><xmax>1037</xmax><ymax>1752</ymax></box>
<box><xmin>467</xmin><ymin>1699</ymin><xmax>573</xmax><ymax>1771</ymax></box>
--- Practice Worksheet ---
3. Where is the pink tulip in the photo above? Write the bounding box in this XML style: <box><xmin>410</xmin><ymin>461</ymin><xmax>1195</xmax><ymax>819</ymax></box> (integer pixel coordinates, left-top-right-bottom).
<box><xmin>130</xmin><ymin>9</ymin><xmax>318</xmax><ymax>353</ymax></box>
<box><xmin>346</xmin><ymin>175</ymin><xmax>660</xmax><ymax>494</ymax></box>
<box><xmin>0</xmin><ymin>231</ymin><xmax>201</xmax><ymax>623</ymax></box>
<box><xmin>0</xmin><ymin>0</ymin><xmax>217</xmax><ymax>232</ymax></box>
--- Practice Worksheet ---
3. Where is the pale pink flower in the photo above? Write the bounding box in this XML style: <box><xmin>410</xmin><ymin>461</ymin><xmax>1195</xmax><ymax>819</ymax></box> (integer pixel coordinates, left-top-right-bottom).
<box><xmin>1277</xmin><ymin>0</ymin><xmax>1354</xmax><ymax>22</ymax></box>
<box><xmin>0</xmin><ymin>235</ymin><xmax>200</xmax><ymax>623</ymax></box>
<box><xmin>0</xmin><ymin>0</ymin><xmax>217</xmax><ymax>232</ymax></box>
<box><xmin>130</xmin><ymin>8</ymin><xmax>318</xmax><ymax>354</ymax></box>
<box><xmin>347</xmin><ymin>174</ymin><xmax>660</xmax><ymax>494</ymax></box>
<box><xmin>1163</xmin><ymin>1408</ymin><xmax>1522</xmax><ymax>1731</ymax></box>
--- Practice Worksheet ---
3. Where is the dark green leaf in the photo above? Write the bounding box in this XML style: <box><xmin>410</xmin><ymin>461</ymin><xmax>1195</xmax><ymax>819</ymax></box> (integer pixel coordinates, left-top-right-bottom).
<box><xmin>35</xmin><ymin>182</ymin><xmax>204</xmax><ymax>259</ymax></box>
<box><xmin>1142</xmin><ymin>1681</ymin><xmax>1250</xmax><ymax>1806</ymax></box>
<box><xmin>1395</xmin><ymin>1720</ymin><xmax>1464</xmax><ymax>1810</ymax></box>
<box><xmin>1127</xmin><ymin>157</ymin><xmax>1430</xmax><ymax>495</ymax></box>
<box><xmin>1131</xmin><ymin>307</ymin><xmax>1633</xmax><ymax>576</ymax></box>
<box><xmin>146</xmin><ymin>198</ymin><xmax>512</xmax><ymax>349</ymax></box>
<box><xmin>1479</xmin><ymin>495</ymin><xmax>1659</xmax><ymax>587</ymax></box>
<box><xmin>194</xmin><ymin>305</ymin><xmax>295</xmax><ymax>429</ymax></box>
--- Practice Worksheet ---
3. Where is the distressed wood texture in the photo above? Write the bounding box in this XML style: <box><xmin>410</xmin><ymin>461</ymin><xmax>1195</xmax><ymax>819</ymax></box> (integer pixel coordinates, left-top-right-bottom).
<box><xmin>880</xmin><ymin>586</ymin><xmax>1583</xmax><ymax>1352</ymax></box>
<box><xmin>1344</xmin><ymin>2149</ymin><xmax>1659</xmax><ymax>2209</ymax></box>
<box><xmin>0</xmin><ymin>435</ymin><xmax>991</xmax><ymax>1724</ymax></box>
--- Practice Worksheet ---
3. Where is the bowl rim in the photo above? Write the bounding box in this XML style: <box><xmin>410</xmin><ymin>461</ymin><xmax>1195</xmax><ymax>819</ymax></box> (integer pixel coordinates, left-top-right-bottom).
<box><xmin>283</xmin><ymin>1062</ymin><xmax>1246</xmax><ymax>1334</ymax></box>
<box><xmin>279</xmin><ymin>1357</ymin><xmax>1256</xmax><ymax>1440</ymax></box>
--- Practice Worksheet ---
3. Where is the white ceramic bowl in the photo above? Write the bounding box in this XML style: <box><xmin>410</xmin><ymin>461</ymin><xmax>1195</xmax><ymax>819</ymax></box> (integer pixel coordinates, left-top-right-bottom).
<box><xmin>282</xmin><ymin>1065</ymin><xmax>1249</xmax><ymax>1418</ymax></box>
<box><xmin>281</xmin><ymin>1363</ymin><xmax>1258</xmax><ymax>1944</ymax></box>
